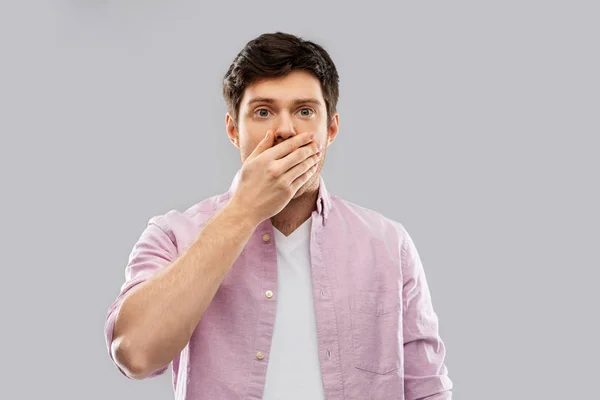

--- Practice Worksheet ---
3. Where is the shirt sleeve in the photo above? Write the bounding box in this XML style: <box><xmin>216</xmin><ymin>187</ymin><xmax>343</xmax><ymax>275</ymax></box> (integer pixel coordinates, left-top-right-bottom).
<box><xmin>400</xmin><ymin>226</ymin><xmax>453</xmax><ymax>400</ymax></box>
<box><xmin>104</xmin><ymin>217</ymin><xmax>178</xmax><ymax>379</ymax></box>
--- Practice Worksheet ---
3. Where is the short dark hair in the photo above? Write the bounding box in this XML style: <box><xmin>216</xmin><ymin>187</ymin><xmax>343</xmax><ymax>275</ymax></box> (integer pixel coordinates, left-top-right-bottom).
<box><xmin>222</xmin><ymin>32</ymin><xmax>340</xmax><ymax>128</ymax></box>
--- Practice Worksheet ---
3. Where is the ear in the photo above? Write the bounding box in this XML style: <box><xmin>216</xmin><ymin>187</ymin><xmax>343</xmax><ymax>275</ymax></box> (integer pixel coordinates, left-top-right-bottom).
<box><xmin>326</xmin><ymin>113</ymin><xmax>340</xmax><ymax>146</ymax></box>
<box><xmin>225</xmin><ymin>113</ymin><xmax>239</xmax><ymax>149</ymax></box>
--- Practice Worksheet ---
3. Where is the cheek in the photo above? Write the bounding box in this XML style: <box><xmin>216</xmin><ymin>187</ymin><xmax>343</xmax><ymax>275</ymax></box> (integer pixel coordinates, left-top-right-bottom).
<box><xmin>239</xmin><ymin>137</ymin><xmax>261</xmax><ymax>159</ymax></box>
<box><xmin>315</xmin><ymin>136</ymin><xmax>328</xmax><ymax>152</ymax></box>
<box><xmin>239</xmin><ymin>141</ymin><xmax>253</xmax><ymax>158</ymax></box>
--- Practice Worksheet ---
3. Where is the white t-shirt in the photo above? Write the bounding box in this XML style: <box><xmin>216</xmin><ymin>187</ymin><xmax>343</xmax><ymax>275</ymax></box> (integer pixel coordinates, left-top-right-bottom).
<box><xmin>262</xmin><ymin>217</ymin><xmax>325</xmax><ymax>400</ymax></box>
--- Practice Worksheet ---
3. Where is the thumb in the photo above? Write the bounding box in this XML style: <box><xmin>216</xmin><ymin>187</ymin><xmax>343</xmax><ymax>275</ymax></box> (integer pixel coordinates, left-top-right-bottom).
<box><xmin>248</xmin><ymin>129</ymin><xmax>274</xmax><ymax>160</ymax></box>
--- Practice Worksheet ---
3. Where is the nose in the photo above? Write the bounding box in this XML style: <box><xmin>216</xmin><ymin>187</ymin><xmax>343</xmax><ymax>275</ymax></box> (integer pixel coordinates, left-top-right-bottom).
<box><xmin>273</xmin><ymin>113</ymin><xmax>297</xmax><ymax>143</ymax></box>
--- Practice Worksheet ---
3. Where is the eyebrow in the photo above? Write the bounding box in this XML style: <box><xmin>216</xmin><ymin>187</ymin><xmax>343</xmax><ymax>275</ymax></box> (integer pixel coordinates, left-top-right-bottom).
<box><xmin>246</xmin><ymin>97</ymin><xmax>323</xmax><ymax>107</ymax></box>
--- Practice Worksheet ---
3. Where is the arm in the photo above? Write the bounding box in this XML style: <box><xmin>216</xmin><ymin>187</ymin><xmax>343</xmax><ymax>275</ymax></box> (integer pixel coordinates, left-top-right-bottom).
<box><xmin>104</xmin><ymin>199</ymin><xmax>259</xmax><ymax>380</ymax></box>
<box><xmin>400</xmin><ymin>226</ymin><xmax>453</xmax><ymax>400</ymax></box>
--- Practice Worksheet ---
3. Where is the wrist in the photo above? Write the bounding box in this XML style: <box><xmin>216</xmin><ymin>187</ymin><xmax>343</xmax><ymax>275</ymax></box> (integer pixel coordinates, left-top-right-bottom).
<box><xmin>225</xmin><ymin>197</ymin><xmax>262</xmax><ymax>229</ymax></box>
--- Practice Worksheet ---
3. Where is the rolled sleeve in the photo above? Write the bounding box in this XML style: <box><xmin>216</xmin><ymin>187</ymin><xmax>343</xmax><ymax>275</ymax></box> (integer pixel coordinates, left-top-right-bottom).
<box><xmin>400</xmin><ymin>227</ymin><xmax>453</xmax><ymax>400</ymax></box>
<box><xmin>104</xmin><ymin>217</ymin><xmax>177</xmax><ymax>379</ymax></box>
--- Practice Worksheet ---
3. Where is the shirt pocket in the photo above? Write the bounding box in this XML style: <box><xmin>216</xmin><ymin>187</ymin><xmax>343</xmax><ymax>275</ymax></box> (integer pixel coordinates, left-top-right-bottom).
<box><xmin>350</xmin><ymin>290</ymin><xmax>401</xmax><ymax>375</ymax></box>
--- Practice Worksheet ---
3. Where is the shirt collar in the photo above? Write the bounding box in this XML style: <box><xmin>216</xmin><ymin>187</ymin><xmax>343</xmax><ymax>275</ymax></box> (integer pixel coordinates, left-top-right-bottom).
<box><xmin>226</xmin><ymin>168</ymin><xmax>332</xmax><ymax>225</ymax></box>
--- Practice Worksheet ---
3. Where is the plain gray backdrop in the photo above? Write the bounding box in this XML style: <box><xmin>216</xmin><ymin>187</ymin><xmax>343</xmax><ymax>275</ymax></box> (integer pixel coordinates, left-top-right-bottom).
<box><xmin>1</xmin><ymin>1</ymin><xmax>598</xmax><ymax>399</ymax></box>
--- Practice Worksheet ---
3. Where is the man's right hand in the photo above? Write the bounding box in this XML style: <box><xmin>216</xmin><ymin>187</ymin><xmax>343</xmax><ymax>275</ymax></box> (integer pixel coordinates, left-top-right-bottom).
<box><xmin>229</xmin><ymin>130</ymin><xmax>322</xmax><ymax>225</ymax></box>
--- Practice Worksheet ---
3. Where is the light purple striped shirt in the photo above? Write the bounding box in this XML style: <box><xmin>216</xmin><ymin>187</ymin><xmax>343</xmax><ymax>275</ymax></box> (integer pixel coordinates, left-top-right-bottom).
<box><xmin>104</xmin><ymin>169</ymin><xmax>453</xmax><ymax>399</ymax></box>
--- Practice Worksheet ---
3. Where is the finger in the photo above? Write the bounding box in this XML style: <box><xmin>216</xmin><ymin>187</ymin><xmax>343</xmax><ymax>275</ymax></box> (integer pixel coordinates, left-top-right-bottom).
<box><xmin>289</xmin><ymin>156</ymin><xmax>320</xmax><ymax>190</ymax></box>
<box><xmin>284</xmin><ymin>150</ymin><xmax>321</xmax><ymax>185</ymax></box>
<box><xmin>277</xmin><ymin>139</ymin><xmax>320</xmax><ymax>173</ymax></box>
<box><xmin>264</xmin><ymin>131</ymin><xmax>315</xmax><ymax>160</ymax></box>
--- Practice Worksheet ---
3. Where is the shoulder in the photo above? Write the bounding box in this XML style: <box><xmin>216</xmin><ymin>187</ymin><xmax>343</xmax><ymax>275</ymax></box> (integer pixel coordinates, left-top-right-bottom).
<box><xmin>330</xmin><ymin>194</ymin><xmax>409</xmax><ymax>241</ymax></box>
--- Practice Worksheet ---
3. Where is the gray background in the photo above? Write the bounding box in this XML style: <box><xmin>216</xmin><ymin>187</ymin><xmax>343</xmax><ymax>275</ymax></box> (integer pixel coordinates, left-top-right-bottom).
<box><xmin>1</xmin><ymin>1</ymin><xmax>598</xmax><ymax>399</ymax></box>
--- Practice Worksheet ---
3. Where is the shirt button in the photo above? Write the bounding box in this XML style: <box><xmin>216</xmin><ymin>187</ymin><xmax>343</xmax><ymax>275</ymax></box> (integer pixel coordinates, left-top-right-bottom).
<box><xmin>265</xmin><ymin>290</ymin><xmax>274</xmax><ymax>299</ymax></box>
<box><xmin>262</xmin><ymin>233</ymin><xmax>270</xmax><ymax>242</ymax></box>
<box><xmin>256</xmin><ymin>351</ymin><xmax>265</xmax><ymax>360</ymax></box>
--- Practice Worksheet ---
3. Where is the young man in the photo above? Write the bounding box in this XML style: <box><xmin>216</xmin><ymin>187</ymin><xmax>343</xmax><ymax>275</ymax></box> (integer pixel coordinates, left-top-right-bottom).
<box><xmin>104</xmin><ymin>32</ymin><xmax>453</xmax><ymax>400</ymax></box>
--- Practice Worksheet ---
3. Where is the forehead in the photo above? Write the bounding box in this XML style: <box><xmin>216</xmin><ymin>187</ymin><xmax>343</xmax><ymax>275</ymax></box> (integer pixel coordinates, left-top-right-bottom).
<box><xmin>240</xmin><ymin>70</ymin><xmax>324</xmax><ymax>107</ymax></box>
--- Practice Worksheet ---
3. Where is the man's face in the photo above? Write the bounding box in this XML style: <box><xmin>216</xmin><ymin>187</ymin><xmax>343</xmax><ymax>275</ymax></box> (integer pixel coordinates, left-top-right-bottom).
<box><xmin>226</xmin><ymin>69</ymin><xmax>339</xmax><ymax>198</ymax></box>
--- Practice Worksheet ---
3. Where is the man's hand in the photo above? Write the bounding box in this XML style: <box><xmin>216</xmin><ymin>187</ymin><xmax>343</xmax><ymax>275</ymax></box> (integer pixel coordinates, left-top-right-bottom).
<box><xmin>230</xmin><ymin>130</ymin><xmax>322</xmax><ymax>225</ymax></box>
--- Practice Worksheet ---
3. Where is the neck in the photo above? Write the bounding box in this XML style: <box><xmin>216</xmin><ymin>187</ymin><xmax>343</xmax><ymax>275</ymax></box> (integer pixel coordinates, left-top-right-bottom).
<box><xmin>270</xmin><ymin>183</ymin><xmax>319</xmax><ymax>237</ymax></box>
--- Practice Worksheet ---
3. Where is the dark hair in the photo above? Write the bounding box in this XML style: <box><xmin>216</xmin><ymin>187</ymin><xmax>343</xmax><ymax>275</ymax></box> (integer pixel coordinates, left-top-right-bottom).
<box><xmin>223</xmin><ymin>32</ymin><xmax>340</xmax><ymax>128</ymax></box>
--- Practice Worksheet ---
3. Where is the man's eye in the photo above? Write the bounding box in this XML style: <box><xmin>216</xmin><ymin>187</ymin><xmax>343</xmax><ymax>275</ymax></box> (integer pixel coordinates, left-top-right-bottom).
<box><xmin>299</xmin><ymin>108</ymin><xmax>314</xmax><ymax>117</ymax></box>
<box><xmin>256</xmin><ymin>109</ymin><xmax>270</xmax><ymax>118</ymax></box>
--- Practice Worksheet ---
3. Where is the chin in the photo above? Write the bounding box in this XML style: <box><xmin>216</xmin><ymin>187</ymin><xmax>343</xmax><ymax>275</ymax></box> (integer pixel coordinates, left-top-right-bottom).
<box><xmin>293</xmin><ymin>173</ymin><xmax>318</xmax><ymax>198</ymax></box>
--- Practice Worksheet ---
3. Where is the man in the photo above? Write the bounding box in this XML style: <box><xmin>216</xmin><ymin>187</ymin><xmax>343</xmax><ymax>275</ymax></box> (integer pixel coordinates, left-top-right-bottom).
<box><xmin>105</xmin><ymin>32</ymin><xmax>453</xmax><ymax>400</ymax></box>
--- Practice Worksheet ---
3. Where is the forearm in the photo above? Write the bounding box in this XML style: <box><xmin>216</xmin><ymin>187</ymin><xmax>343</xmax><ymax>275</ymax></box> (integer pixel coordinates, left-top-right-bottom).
<box><xmin>111</xmin><ymin>199</ymin><xmax>259</xmax><ymax>378</ymax></box>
